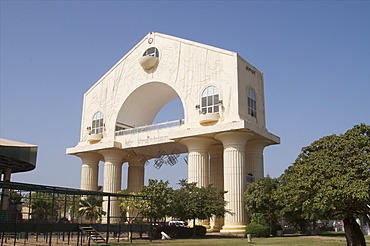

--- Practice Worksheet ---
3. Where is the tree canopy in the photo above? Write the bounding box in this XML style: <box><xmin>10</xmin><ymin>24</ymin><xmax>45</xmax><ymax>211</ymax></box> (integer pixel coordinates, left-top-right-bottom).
<box><xmin>78</xmin><ymin>196</ymin><xmax>105</xmax><ymax>223</ymax></box>
<box><xmin>171</xmin><ymin>179</ymin><xmax>227</xmax><ymax>225</ymax></box>
<box><xmin>278</xmin><ymin>123</ymin><xmax>370</xmax><ymax>246</ymax></box>
<box><xmin>120</xmin><ymin>179</ymin><xmax>228</xmax><ymax>226</ymax></box>
<box><xmin>244</xmin><ymin>176</ymin><xmax>281</xmax><ymax>233</ymax></box>
<box><xmin>138</xmin><ymin>179</ymin><xmax>174</xmax><ymax>222</ymax></box>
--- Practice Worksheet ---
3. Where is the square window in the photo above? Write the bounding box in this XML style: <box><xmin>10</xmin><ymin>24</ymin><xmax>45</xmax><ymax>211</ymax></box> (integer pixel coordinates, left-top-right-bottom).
<box><xmin>208</xmin><ymin>96</ymin><xmax>213</xmax><ymax>105</ymax></box>
<box><xmin>214</xmin><ymin>94</ymin><xmax>219</xmax><ymax>104</ymax></box>
<box><xmin>202</xmin><ymin>97</ymin><xmax>207</xmax><ymax>107</ymax></box>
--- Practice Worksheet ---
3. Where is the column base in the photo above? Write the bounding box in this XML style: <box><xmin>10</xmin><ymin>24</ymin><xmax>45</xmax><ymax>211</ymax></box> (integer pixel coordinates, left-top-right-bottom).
<box><xmin>210</xmin><ymin>216</ymin><xmax>223</xmax><ymax>232</ymax></box>
<box><xmin>220</xmin><ymin>224</ymin><xmax>246</xmax><ymax>235</ymax></box>
<box><xmin>207</xmin><ymin>226</ymin><xmax>221</xmax><ymax>232</ymax></box>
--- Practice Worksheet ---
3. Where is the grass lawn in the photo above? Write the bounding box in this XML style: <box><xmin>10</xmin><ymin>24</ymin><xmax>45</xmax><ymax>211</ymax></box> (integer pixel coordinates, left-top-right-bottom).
<box><xmin>109</xmin><ymin>233</ymin><xmax>370</xmax><ymax>246</ymax></box>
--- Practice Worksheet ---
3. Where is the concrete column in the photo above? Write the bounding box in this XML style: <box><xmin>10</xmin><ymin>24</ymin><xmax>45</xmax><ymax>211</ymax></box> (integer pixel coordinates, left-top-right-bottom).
<box><xmin>246</xmin><ymin>140</ymin><xmax>268</xmax><ymax>179</ymax></box>
<box><xmin>4</xmin><ymin>168</ymin><xmax>11</xmax><ymax>181</ymax></box>
<box><xmin>215</xmin><ymin>132</ymin><xmax>253</xmax><ymax>234</ymax></box>
<box><xmin>181</xmin><ymin>137</ymin><xmax>215</xmax><ymax>229</ymax></box>
<box><xmin>127</xmin><ymin>156</ymin><xmax>145</xmax><ymax>194</ymax></box>
<box><xmin>209</xmin><ymin>144</ymin><xmax>224</xmax><ymax>232</ymax></box>
<box><xmin>126</xmin><ymin>156</ymin><xmax>145</xmax><ymax>221</ymax></box>
<box><xmin>78</xmin><ymin>153</ymin><xmax>101</xmax><ymax>191</ymax></box>
<box><xmin>180</xmin><ymin>137</ymin><xmax>214</xmax><ymax>187</ymax></box>
<box><xmin>99</xmin><ymin>149</ymin><xmax>124</xmax><ymax>224</ymax></box>
<box><xmin>1</xmin><ymin>168</ymin><xmax>11</xmax><ymax>210</ymax></box>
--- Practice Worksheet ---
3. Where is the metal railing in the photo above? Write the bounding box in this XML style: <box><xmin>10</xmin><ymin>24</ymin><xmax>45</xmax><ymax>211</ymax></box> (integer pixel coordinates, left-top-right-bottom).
<box><xmin>115</xmin><ymin>119</ymin><xmax>184</xmax><ymax>136</ymax></box>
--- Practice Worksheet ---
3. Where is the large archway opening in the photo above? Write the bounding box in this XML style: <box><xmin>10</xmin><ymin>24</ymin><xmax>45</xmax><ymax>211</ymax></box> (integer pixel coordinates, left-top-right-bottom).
<box><xmin>146</xmin><ymin>97</ymin><xmax>187</xmax><ymax>187</ymax></box>
<box><xmin>115</xmin><ymin>82</ymin><xmax>187</xmax><ymax>188</ymax></box>
<box><xmin>115</xmin><ymin>82</ymin><xmax>183</xmax><ymax>130</ymax></box>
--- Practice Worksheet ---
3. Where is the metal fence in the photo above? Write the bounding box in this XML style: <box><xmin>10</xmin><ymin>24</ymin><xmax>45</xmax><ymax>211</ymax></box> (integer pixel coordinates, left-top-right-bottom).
<box><xmin>0</xmin><ymin>181</ymin><xmax>152</xmax><ymax>245</ymax></box>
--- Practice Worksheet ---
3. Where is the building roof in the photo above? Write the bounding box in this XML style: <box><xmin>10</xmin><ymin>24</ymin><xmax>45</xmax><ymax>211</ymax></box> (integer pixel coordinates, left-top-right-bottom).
<box><xmin>0</xmin><ymin>138</ymin><xmax>37</xmax><ymax>174</ymax></box>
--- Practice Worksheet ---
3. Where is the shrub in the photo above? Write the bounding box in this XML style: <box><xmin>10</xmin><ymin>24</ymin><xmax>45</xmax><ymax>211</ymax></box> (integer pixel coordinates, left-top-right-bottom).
<box><xmin>152</xmin><ymin>225</ymin><xmax>206</xmax><ymax>239</ymax></box>
<box><xmin>245</xmin><ymin>222</ymin><xmax>270</xmax><ymax>238</ymax></box>
<box><xmin>250</xmin><ymin>213</ymin><xmax>266</xmax><ymax>224</ymax></box>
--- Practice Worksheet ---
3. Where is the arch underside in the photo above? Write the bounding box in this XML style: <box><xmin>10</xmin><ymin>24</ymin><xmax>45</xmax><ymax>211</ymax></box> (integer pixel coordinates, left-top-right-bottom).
<box><xmin>116</xmin><ymin>82</ymin><xmax>182</xmax><ymax>129</ymax></box>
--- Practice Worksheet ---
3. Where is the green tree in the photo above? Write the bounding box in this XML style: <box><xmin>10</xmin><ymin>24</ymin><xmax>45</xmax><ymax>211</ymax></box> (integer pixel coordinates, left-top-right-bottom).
<box><xmin>138</xmin><ymin>179</ymin><xmax>174</xmax><ymax>223</ymax></box>
<box><xmin>278</xmin><ymin>124</ymin><xmax>370</xmax><ymax>246</ymax></box>
<box><xmin>78</xmin><ymin>196</ymin><xmax>106</xmax><ymax>223</ymax></box>
<box><xmin>119</xmin><ymin>192</ymin><xmax>148</xmax><ymax>223</ymax></box>
<box><xmin>171</xmin><ymin>179</ymin><xmax>228</xmax><ymax>237</ymax></box>
<box><xmin>31</xmin><ymin>198</ymin><xmax>53</xmax><ymax>220</ymax></box>
<box><xmin>119</xmin><ymin>192</ymin><xmax>149</xmax><ymax>241</ymax></box>
<box><xmin>9</xmin><ymin>190</ymin><xmax>23</xmax><ymax>205</ymax></box>
<box><xmin>244</xmin><ymin>177</ymin><xmax>281</xmax><ymax>234</ymax></box>
<box><xmin>26</xmin><ymin>192</ymin><xmax>73</xmax><ymax>222</ymax></box>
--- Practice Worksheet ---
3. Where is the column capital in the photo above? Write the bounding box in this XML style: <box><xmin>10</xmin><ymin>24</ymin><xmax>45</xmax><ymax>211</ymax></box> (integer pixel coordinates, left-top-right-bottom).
<box><xmin>127</xmin><ymin>155</ymin><xmax>146</xmax><ymax>167</ymax></box>
<box><xmin>215</xmin><ymin>131</ymin><xmax>253</xmax><ymax>147</ymax></box>
<box><xmin>98</xmin><ymin>149</ymin><xmax>125</xmax><ymax>163</ymax></box>
<box><xmin>246</xmin><ymin>140</ymin><xmax>270</xmax><ymax>152</ymax></box>
<box><xmin>76</xmin><ymin>152</ymin><xmax>102</xmax><ymax>162</ymax></box>
<box><xmin>180</xmin><ymin>136</ymin><xmax>216</xmax><ymax>152</ymax></box>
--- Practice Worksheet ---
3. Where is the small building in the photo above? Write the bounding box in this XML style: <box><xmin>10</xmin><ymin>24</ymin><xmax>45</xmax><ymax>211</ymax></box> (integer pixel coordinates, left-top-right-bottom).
<box><xmin>67</xmin><ymin>32</ymin><xmax>280</xmax><ymax>234</ymax></box>
<box><xmin>0</xmin><ymin>138</ymin><xmax>37</xmax><ymax>210</ymax></box>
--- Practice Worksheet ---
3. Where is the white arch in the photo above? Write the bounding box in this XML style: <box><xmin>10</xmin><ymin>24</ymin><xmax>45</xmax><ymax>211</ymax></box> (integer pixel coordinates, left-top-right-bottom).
<box><xmin>115</xmin><ymin>82</ymin><xmax>184</xmax><ymax>129</ymax></box>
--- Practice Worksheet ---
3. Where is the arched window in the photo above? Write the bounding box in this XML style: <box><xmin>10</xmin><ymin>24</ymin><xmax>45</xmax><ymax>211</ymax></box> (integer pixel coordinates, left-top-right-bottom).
<box><xmin>248</xmin><ymin>88</ymin><xmax>257</xmax><ymax>118</ymax></box>
<box><xmin>201</xmin><ymin>86</ymin><xmax>219</xmax><ymax>114</ymax></box>
<box><xmin>92</xmin><ymin>111</ymin><xmax>104</xmax><ymax>134</ymax></box>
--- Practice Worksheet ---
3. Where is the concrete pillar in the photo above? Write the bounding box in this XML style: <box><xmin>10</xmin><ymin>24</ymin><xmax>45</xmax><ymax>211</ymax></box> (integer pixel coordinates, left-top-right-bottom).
<box><xmin>99</xmin><ymin>149</ymin><xmax>124</xmax><ymax>224</ymax></box>
<box><xmin>180</xmin><ymin>137</ymin><xmax>214</xmax><ymax>187</ymax></box>
<box><xmin>78</xmin><ymin>153</ymin><xmax>101</xmax><ymax>191</ymax></box>
<box><xmin>4</xmin><ymin>168</ymin><xmax>11</xmax><ymax>181</ymax></box>
<box><xmin>246</xmin><ymin>140</ymin><xmax>268</xmax><ymax>179</ymax></box>
<box><xmin>126</xmin><ymin>156</ymin><xmax>145</xmax><ymax>221</ymax></box>
<box><xmin>215</xmin><ymin>132</ymin><xmax>253</xmax><ymax>234</ymax></box>
<box><xmin>127</xmin><ymin>156</ymin><xmax>145</xmax><ymax>194</ymax></box>
<box><xmin>1</xmin><ymin>168</ymin><xmax>11</xmax><ymax>210</ymax></box>
<box><xmin>180</xmin><ymin>137</ymin><xmax>215</xmax><ymax>229</ymax></box>
<box><xmin>209</xmin><ymin>144</ymin><xmax>224</xmax><ymax>232</ymax></box>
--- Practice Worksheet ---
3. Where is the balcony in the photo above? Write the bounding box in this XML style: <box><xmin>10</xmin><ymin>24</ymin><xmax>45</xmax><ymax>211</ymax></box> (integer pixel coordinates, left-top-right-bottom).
<box><xmin>115</xmin><ymin>119</ymin><xmax>184</xmax><ymax>136</ymax></box>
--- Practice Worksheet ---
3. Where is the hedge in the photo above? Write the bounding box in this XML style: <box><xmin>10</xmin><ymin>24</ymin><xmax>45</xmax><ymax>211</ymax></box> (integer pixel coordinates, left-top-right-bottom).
<box><xmin>245</xmin><ymin>222</ymin><xmax>270</xmax><ymax>238</ymax></box>
<box><xmin>152</xmin><ymin>225</ymin><xmax>206</xmax><ymax>239</ymax></box>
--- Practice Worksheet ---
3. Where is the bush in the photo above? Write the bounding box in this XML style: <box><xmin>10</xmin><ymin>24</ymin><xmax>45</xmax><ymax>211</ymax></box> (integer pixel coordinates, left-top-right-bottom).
<box><xmin>152</xmin><ymin>225</ymin><xmax>206</xmax><ymax>239</ymax></box>
<box><xmin>245</xmin><ymin>222</ymin><xmax>270</xmax><ymax>238</ymax></box>
<box><xmin>250</xmin><ymin>213</ymin><xmax>266</xmax><ymax>224</ymax></box>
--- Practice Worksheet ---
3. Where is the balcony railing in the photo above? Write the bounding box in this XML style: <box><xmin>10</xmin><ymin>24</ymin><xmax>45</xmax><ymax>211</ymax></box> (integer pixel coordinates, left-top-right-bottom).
<box><xmin>115</xmin><ymin>119</ymin><xmax>184</xmax><ymax>136</ymax></box>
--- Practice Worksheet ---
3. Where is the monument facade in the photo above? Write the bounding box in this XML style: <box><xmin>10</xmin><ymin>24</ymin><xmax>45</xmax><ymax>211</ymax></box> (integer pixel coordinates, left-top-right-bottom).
<box><xmin>67</xmin><ymin>32</ymin><xmax>280</xmax><ymax>234</ymax></box>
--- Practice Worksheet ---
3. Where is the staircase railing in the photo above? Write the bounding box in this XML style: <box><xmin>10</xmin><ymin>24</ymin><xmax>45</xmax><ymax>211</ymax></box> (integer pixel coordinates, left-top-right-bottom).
<box><xmin>79</xmin><ymin>226</ymin><xmax>110</xmax><ymax>246</ymax></box>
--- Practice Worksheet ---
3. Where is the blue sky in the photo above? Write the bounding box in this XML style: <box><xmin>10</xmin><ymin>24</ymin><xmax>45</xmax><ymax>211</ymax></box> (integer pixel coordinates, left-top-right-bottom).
<box><xmin>1</xmin><ymin>1</ymin><xmax>369</xmax><ymax>189</ymax></box>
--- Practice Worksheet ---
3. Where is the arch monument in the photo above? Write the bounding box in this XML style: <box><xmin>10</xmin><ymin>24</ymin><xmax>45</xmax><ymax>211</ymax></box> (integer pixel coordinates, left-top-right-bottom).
<box><xmin>66</xmin><ymin>32</ymin><xmax>280</xmax><ymax>234</ymax></box>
